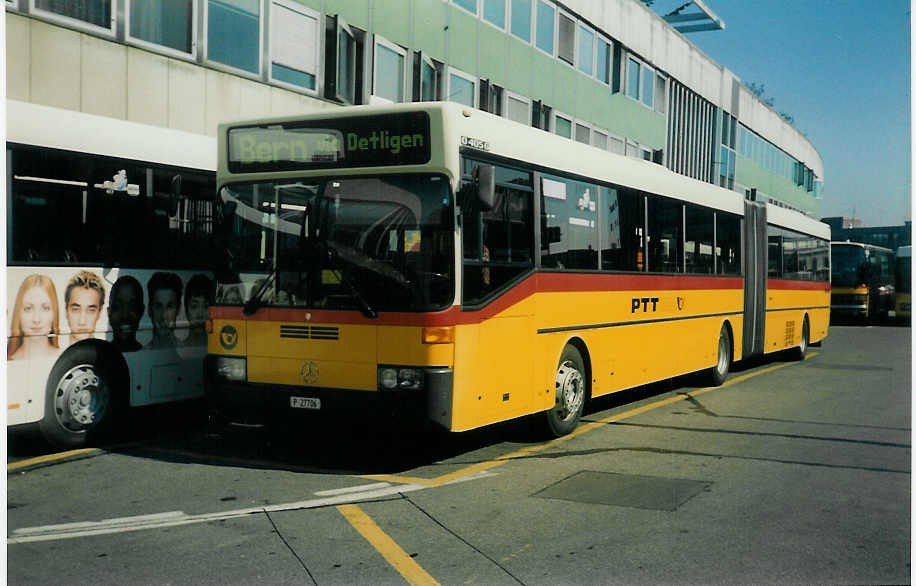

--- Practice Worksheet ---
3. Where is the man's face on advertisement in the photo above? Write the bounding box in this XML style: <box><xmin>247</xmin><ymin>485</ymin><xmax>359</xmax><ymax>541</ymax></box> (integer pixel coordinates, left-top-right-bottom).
<box><xmin>67</xmin><ymin>286</ymin><xmax>103</xmax><ymax>341</ymax></box>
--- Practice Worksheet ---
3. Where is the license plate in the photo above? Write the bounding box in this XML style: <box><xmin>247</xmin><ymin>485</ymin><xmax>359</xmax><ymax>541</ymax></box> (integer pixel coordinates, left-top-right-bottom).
<box><xmin>290</xmin><ymin>396</ymin><xmax>321</xmax><ymax>410</ymax></box>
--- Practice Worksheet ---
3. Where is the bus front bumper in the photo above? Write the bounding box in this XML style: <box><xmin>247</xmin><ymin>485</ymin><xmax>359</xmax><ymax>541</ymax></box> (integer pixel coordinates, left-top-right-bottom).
<box><xmin>205</xmin><ymin>363</ymin><xmax>454</xmax><ymax>430</ymax></box>
<box><xmin>830</xmin><ymin>304</ymin><xmax>868</xmax><ymax>317</ymax></box>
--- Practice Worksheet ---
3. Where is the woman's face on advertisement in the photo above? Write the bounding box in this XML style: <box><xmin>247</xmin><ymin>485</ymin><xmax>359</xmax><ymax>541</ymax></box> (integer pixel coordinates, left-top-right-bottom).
<box><xmin>21</xmin><ymin>286</ymin><xmax>54</xmax><ymax>336</ymax></box>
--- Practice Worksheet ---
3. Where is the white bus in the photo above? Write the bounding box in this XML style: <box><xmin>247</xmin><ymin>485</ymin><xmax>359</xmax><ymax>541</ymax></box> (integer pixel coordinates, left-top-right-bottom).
<box><xmin>7</xmin><ymin>101</ymin><xmax>217</xmax><ymax>448</ymax></box>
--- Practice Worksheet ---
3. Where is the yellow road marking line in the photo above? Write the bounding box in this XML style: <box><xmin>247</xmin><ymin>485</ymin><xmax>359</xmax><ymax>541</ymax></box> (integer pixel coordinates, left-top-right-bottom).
<box><xmin>8</xmin><ymin>448</ymin><xmax>100</xmax><ymax>472</ymax></box>
<box><xmin>337</xmin><ymin>504</ymin><xmax>440</xmax><ymax>586</ymax></box>
<box><xmin>364</xmin><ymin>353</ymin><xmax>817</xmax><ymax>488</ymax></box>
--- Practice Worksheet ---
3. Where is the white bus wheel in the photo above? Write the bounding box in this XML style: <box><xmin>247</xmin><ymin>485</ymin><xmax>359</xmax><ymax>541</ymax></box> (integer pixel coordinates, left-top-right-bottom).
<box><xmin>40</xmin><ymin>344</ymin><xmax>123</xmax><ymax>449</ymax></box>
<box><xmin>544</xmin><ymin>345</ymin><xmax>587</xmax><ymax>437</ymax></box>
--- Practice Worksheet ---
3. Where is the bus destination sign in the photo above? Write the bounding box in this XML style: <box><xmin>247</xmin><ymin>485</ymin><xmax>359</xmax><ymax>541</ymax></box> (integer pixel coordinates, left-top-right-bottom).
<box><xmin>228</xmin><ymin>111</ymin><xmax>431</xmax><ymax>173</ymax></box>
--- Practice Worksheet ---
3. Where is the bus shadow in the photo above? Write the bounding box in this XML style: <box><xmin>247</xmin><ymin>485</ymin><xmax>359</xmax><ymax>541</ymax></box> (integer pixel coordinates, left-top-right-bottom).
<box><xmin>16</xmin><ymin>352</ymin><xmax>828</xmax><ymax>476</ymax></box>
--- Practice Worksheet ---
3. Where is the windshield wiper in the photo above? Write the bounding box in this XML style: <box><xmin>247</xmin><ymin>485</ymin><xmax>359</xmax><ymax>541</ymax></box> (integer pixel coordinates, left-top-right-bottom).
<box><xmin>322</xmin><ymin>243</ymin><xmax>377</xmax><ymax>319</ymax></box>
<box><xmin>242</xmin><ymin>267</ymin><xmax>277</xmax><ymax>315</ymax></box>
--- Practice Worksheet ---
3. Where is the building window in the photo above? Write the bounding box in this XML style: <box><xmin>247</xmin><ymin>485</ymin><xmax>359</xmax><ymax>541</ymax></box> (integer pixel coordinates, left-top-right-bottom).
<box><xmin>654</xmin><ymin>72</ymin><xmax>667</xmax><ymax>114</ymax></box>
<box><xmin>269</xmin><ymin>0</ymin><xmax>319</xmax><ymax>92</ymax></box>
<box><xmin>479</xmin><ymin>80</ymin><xmax>502</xmax><ymax>114</ymax></box>
<box><xmin>453</xmin><ymin>0</ymin><xmax>477</xmax><ymax>15</ymax></box>
<box><xmin>535</xmin><ymin>0</ymin><xmax>554</xmax><ymax>55</ymax></box>
<box><xmin>207</xmin><ymin>0</ymin><xmax>261</xmax><ymax>74</ymax></box>
<box><xmin>32</xmin><ymin>0</ymin><xmax>114</xmax><ymax>35</ymax></box>
<box><xmin>576</xmin><ymin>24</ymin><xmax>594</xmax><ymax>75</ymax></box>
<box><xmin>574</xmin><ymin>121</ymin><xmax>590</xmax><ymax>144</ymax></box>
<box><xmin>328</xmin><ymin>18</ymin><xmax>358</xmax><ymax>104</ymax></box>
<box><xmin>640</xmin><ymin>67</ymin><xmax>653</xmax><ymax>107</ymax></box>
<box><xmin>553</xmin><ymin>112</ymin><xmax>572</xmax><ymax>138</ymax></box>
<box><xmin>608</xmin><ymin>135</ymin><xmax>625</xmax><ymax>155</ymax></box>
<box><xmin>505</xmin><ymin>92</ymin><xmax>531</xmax><ymax>125</ymax></box>
<box><xmin>626</xmin><ymin>55</ymin><xmax>655</xmax><ymax>108</ymax></box>
<box><xmin>532</xmin><ymin>100</ymin><xmax>551</xmax><ymax>130</ymax></box>
<box><xmin>557</xmin><ymin>10</ymin><xmax>575</xmax><ymax>65</ymax></box>
<box><xmin>127</xmin><ymin>0</ymin><xmax>195</xmax><ymax>57</ymax></box>
<box><xmin>447</xmin><ymin>68</ymin><xmax>477</xmax><ymax>107</ymax></box>
<box><xmin>592</xmin><ymin>128</ymin><xmax>608</xmax><ymax>150</ymax></box>
<box><xmin>626</xmin><ymin>58</ymin><xmax>640</xmax><ymax>100</ymax></box>
<box><xmin>483</xmin><ymin>0</ymin><xmax>506</xmax><ymax>29</ymax></box>
<box><xmin>415</xmin><ymin>53</ymin><xmax>440</xmax><ymax>101</ymax></box>
<box><xmin>596</xmin><ymin>37</ymin><xmax>611</xmax><ymax>84</ymax></box>
<box><xmin>373</xmin><ymin>36</ymin><xmax>406</xmax><ymax>103</ymax></box>
<box><xmin>510</xmin><ymin>0</ymin><xmax>531</xmax><ymax>42</ymax></box>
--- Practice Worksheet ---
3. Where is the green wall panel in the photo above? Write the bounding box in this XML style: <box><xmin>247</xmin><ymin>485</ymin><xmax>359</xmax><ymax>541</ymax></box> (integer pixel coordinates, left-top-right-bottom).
<box><xmin>332</xmin><ymin>0</ymin><xmax>370</xmax><ymax>30</ymax></box>
<box><xmin>414</xmin><ymin>0</ymin><xmax>446</xmax><ymax>62</ymax></box>
<box><xmin>476</xmin><ymin>21</ymin><xmax>506</xmax><ymax>84</ymax></box>
<box><xmin>447</xmin><ymin>7</ymin><xmax>478</xmax><ymax>73</ymax></box>
<box><xmin>603</xmin><ymin>94</ymin><xmax>664</xmax><ymax>149</ymax></box>
<box><xmin>373</xmin><ymin>0</ymin><xmax>411</xmax><ymax>46</ymax></box>
<box><xmin>529</xmin><ymin>51</ymin><xmax>557</xmax><ymax>105</ymax></box>
<box><xmin>505</xmin><ymin>41</ymin><xmax>532</xmax><ymax>96</ymax></box>
<box><xmin>290</xmin><ymin>0</ymin><xmax>321</xmax><ymax>11</ymax></box>
<box><xmin>736</xmin><ymin>157</ymin><xmax>816</xmax><ymax>214</ymax></box>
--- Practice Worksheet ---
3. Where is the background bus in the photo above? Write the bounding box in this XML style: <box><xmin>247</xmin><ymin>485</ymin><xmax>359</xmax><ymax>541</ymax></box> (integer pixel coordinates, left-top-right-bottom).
<box><xmin>205</xmin><ymin>103</ymin><xmax>830</xmax><ymax>437</ymax></box>
<box><xmin>894</xmin><ymin>245</ymin><xmax>911</xmax><ymax>322</ymax></box>
<box><xmin>7</xmin><ymin>101</ymin><xmax>218</xmax><ymax>448</ymax></box>
<box><xmin>830</xmin><ymin>241</ymin><xmax>895</xmax><ymax>322</ymax></box>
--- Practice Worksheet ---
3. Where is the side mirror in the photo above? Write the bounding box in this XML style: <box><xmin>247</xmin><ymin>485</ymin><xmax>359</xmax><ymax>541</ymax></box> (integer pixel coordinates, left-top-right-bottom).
<box><xmin>169</xmin><ymin>175</ymin><xmax>182</xmax><ymax>216</ymax></box>
<box><xmin>472</xmin><ymin>164</ymin><xmax>496</xmax><ymax>212</ymax></box>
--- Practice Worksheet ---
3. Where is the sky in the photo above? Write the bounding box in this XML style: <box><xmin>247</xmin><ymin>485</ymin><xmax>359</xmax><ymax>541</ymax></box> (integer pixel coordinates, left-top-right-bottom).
<box><xmin>648</xmin><ymin>0</ymin><xmax>911</xmax><ymax>228</ymax></box>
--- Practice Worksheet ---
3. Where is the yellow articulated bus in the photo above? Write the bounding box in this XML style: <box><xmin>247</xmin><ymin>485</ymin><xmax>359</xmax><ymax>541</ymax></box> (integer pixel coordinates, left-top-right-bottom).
<box><xmin>894</xmin><ymin>245</ymin><xmax>911</xmax><ymax>322</ymax></box>
<box><xmin>205</xmin><ymin>102</ymin><xmax>830</xmax><ymax>437</ymax></box>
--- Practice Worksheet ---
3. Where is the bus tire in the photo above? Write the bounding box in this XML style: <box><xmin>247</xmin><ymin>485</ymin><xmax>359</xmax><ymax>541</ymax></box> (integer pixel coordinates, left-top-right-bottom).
<box><xmin>708</xmin><ymin>324</ymin><xmax>732</xmax><ymax>387</ymax></box>
<box><xmin>543</xmin><ymin>345</ymin><xmax>587</xmax><ymax>437</ymax></box>
<box><xmin>39</xmin><ymin>343</ymin><xmax>125</xmax><ymax>449</ymax></box>
<box><xmin>789</xmin><ymin>316</ymin><xmax>809</xmax><ymax>361</ymax></box>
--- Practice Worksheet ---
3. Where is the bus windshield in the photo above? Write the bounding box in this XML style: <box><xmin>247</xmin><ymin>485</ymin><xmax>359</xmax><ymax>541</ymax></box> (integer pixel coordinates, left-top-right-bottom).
<box><xmin>217</xmin><ymin>174</ymin><xmax>454</xmax><ymax>312</ymax></box>
<box><xmin>831</xmin><ymin>245</ymin><xmax>868</xmax><ymax>288</ymax></box>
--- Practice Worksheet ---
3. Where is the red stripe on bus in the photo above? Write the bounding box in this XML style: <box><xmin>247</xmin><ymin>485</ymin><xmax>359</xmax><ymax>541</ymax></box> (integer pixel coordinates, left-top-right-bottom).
<box><xmin>536</xmin><ymin>272</ymin><xmax>744</xmax><ymax>292</ymax></box>
<box><xmin>767</xmin><ymin>279</ymin><xmax>830</xmax><ymax>291</ymax></box>
<box><xmin>208</xmin><ymin>273</ymin><xmax>746</xmax><ymax>326</ymax></box>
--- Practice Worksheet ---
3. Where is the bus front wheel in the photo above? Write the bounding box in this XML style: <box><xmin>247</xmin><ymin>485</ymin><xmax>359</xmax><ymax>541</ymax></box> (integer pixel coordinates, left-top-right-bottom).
<box><xmin>544</xmin><ymin>345</ymin><xmax>587</xmax><ymax>437</ymax></box>
<box><xmin>40</xmin><ymin>344</ymin><xmax>124</xmax><ymax>449</ymax></box>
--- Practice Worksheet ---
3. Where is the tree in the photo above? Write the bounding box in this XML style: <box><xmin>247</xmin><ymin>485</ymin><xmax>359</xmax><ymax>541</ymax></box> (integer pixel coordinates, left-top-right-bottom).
<box><xmin>744</xmin><ymin>81</ymin><xmax>774</xmax><ymax>108</ymax></box>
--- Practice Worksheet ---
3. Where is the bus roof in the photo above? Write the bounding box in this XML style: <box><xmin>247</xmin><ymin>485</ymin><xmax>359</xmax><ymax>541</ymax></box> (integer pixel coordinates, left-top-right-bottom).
<box><xmin>220</xmin><ymin>102</ymin><xmax>830</xmax><ymax>239</ymax></box>
<box><xmin>8</xmin><ymin>100</ymin><xmax>216</xmax><ymax>171</ymax></box>
<box><xmin>831</xmin><ymin>241</ymin><xmax>895</xmax><ymax>253</ymax></box>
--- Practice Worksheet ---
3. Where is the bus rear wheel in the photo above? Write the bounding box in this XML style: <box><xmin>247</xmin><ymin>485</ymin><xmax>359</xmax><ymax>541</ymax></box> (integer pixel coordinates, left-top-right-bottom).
<box><xmin>40</xmin><ymin>344</ymin><xmax>123</xmax><ymax>449</ymax></box>
<box><xmin>544</xmin><ymin>345</ymin><xmax>587</xmax><ymax>437</ymax></box>
<box><xmin>789</xmin><ymin>317</ymin><xmax>809</xmax><ymax>361</ymax></box>
<box><xmin>708</xmin><ymin>324</ymin><xmax>732</xmax><ymax>387</ymax></box>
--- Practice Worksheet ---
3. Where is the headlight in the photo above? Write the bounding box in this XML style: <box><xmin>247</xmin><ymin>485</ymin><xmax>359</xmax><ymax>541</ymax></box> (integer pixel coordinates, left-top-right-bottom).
<box><xmin>215</xmin><ymin>356</ymin><xmax>247</xmax><ymax>382</ymax></box>
<box><xmin>378</xmin><ymin>366</ymin><xmax>425</xmax><ymax>391</ymax></box>
<box><xmin>378</xmin><ymin>367</ymin><xmax>398</xmax><ymax>389</ymax></box>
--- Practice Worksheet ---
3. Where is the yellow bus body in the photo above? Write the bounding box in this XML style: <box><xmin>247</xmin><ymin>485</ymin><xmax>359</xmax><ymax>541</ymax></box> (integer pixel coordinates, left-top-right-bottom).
<box><xmin>209</xmin><ymin>278</ymin><xmax>827</xmax><ymax>432</ymax></box>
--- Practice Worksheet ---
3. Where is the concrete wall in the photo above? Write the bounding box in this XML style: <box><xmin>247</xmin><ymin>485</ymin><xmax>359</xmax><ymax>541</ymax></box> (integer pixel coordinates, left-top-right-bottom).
<box><xmin>6</xmin><ymin>13</ymin><xmax>336</xmax><ymax>137</ymax></box>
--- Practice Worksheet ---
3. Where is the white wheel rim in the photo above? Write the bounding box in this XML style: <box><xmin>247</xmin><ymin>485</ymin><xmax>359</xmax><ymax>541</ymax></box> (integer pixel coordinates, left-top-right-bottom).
<box><xmin>554</xmin><ymin>359</ymin><xmax>585</xmax><ymax>422</ymax></box>
<box><xmin>53</xmin><ymin>363</ymin><xmax>109</xmax><ymax>432</ymax></box>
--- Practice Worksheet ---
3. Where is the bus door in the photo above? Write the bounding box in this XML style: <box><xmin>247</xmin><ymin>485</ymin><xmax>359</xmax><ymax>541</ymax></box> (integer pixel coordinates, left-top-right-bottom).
<box><xmin>742</xmin><ymin>199</ymin><xmax>766</xmax><ymax>358</ymax></box>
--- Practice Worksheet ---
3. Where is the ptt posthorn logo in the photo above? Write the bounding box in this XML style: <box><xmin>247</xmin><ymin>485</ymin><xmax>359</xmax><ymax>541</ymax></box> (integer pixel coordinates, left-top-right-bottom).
<box><xmin>219</xmin><ymin>325</ymin><xmax>239</xmax><ymax>350</ymax></box>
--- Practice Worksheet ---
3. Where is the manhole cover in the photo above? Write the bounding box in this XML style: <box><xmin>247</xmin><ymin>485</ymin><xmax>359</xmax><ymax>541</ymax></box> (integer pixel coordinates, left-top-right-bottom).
<box><xmin>534</xmin><ymin>470</ymin><xmax>711</xmax><ymax>511</ymax></box>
